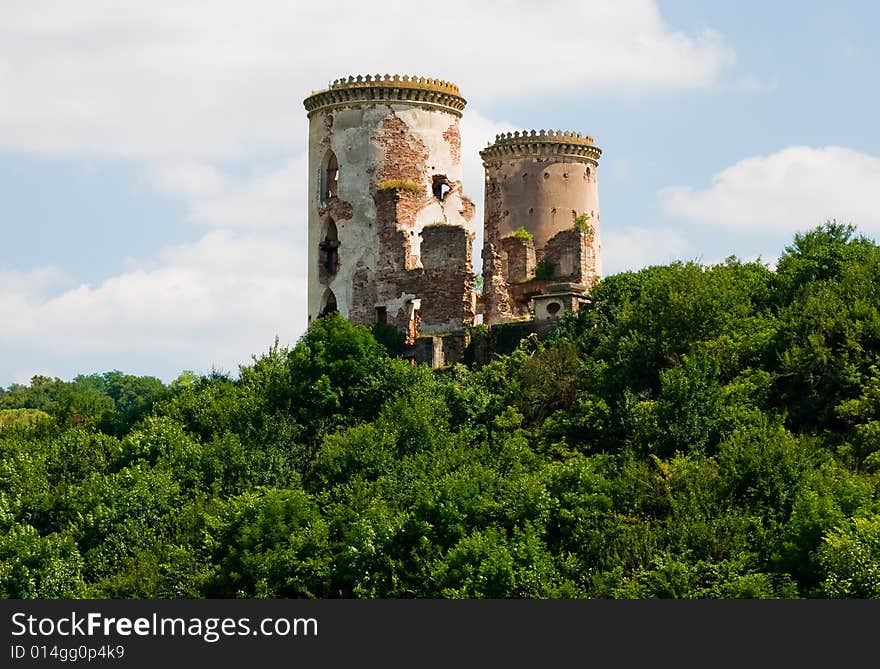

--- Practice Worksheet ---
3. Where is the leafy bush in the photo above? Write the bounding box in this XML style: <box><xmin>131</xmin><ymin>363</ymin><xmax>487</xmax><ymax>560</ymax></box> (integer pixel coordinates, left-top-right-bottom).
<box><xmin>509</xmin><ymin>226</ymin><xmax>533</xmax><ymax>243</ymax></box>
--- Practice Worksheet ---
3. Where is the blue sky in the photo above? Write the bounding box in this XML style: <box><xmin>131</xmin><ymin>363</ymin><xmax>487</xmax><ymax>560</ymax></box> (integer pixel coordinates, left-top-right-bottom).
<box><xmin>2</xmin><ymin>0</ymin><xmax>879</xmax><ymax>386</ymax></box>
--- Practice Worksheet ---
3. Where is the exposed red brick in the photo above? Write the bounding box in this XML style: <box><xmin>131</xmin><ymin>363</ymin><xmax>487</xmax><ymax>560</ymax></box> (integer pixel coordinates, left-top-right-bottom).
<box><xmin>373</xmin><ymin>114</ymin><xmax>429</xmax><ymax>184</ymax></box>
<box><xmin>320</xmin><ymin>197</ymin><xmax>353</xmax><ymax>222</ymax></box>
<box><xmin>500</xmin><ymin>236</ymin><xmax>535</xmax><ymax>284</ymax></box>
<box><xmin>543</xmin><ymin>227</ymin><xmax>598</xmax><ymax>286</ymax></box>
<box><xmin>349</xmin><ymin>262</ymin><xmax>376</xmax><ymax>325</ymax></box>
<box><xmin>460</xmin><ymin>195</ymin><xmax>476</xmax><ymax>222</ymax></box>
<box><xmin>372</xmin><ymin>190</ymin><xmax>474</xmax><ymax>338</ymax></box>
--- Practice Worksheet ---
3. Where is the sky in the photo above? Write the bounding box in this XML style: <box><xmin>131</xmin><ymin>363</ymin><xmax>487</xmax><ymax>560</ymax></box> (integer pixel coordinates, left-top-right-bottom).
<box><xmin>2</xmin><ymin>0</ymin><xmax>880</xmax><ymax>386</ymax></box>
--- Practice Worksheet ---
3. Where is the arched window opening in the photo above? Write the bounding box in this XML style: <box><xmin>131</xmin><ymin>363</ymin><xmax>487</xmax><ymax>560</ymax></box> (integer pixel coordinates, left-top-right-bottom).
<box><xmin>319</xmin><ymin>218</ymin><xmax>339</xmax><ymax>280</ymax></box>
<box><xmin>321</xmin><ymin>151</ymin><xmax>338</xmax><ymax>204</ymax></box>
<box><xmin>319</xmin><ymin>289</ymin><xmax>337</xmax><ymax>317</ymax></box>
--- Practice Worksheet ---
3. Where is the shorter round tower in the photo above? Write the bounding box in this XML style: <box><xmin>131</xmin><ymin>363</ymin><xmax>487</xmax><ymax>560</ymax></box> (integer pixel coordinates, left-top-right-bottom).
<box><xmin>480</xmin><ymin>130</ymin><xmax>602</xmax><ymax>325</ymax></box>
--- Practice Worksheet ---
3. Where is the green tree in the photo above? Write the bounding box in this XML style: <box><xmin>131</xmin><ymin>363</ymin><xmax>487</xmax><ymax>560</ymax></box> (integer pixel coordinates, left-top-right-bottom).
<box><xmin>818</xmin><ymin>515</ymin><xmax>880</xmax><ymax>597</ymax></box>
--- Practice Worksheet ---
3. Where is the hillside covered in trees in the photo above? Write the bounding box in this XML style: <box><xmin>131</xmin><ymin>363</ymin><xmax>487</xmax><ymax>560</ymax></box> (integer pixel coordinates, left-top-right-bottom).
<box><xmin>2</xmin><ymin>223</ymin><xmax>879</xmax><ymax>599</ymax></box>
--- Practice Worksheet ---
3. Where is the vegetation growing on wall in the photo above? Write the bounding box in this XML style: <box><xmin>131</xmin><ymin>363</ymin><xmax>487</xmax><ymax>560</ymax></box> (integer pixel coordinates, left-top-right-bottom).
<box><xmin>533</xmin><ymin>258</ymin><xmax>556</xmax><ymax>280</ymax></box>
<box><xmin>2</xmin><ymin>222</ymin><xmax>880</xmax><ymax>599</ymax></box>
<box><xmin>573</xmin><ymin>213</ymin><xmax>593</xmax><ymax>234</ymax></box>
<box><xmin>510</xmin><ymin>226</ymin><xmax>534</xmax><ymax>243</ymax></box>
<box><xmin>377</xmin><ymin>179</ymin><xmax>424</xmax><ymax>194</ymax></box>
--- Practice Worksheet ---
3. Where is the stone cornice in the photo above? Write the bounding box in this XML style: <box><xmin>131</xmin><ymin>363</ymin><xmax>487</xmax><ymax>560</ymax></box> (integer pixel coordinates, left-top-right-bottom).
<box><xmin>304</xmin><ymin>74</ymin><xmax>466</xmax><ymax>118</ymax></box>
<box><xmin>480</xmin><ymin>130</ymin><xmax>602</xmax><ymax>165</ymax></box>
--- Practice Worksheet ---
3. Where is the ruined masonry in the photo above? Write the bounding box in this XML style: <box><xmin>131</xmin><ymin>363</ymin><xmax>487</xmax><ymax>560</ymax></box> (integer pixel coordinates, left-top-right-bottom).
<box><xmin>303</xmin><ymin>74</ymin><xmax>602</xmax><ymax>366</ymax></box>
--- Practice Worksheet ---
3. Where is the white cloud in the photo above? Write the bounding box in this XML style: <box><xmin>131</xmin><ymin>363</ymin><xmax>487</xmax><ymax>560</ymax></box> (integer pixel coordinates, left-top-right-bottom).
<box><xmin>660</xmin><ymin>146</ymin><xmax>880</xmax><ymax>234</ymax></box>
<box><xmin>0</xmin><ymin>0</ymin><xmax>733</xmax><ymax>160</ymax></box>
<box><xmin>602</xmin><ymin>226</ymin><xmax>695</xmax><ymax>274</ymax></box>
<box><xmin>149</xmin><ymin>154</ymin><xmax>308</xmax><ymax>231</ymax></box>
<box><xmin>0</xmin><ymin>231</ymin><xmax>306</xmax><ymax>382</ymax></box>
<box><xmin>0</xmin><ymin>266</ymin><xmax>73</xmax><ymax>298</ymax></box>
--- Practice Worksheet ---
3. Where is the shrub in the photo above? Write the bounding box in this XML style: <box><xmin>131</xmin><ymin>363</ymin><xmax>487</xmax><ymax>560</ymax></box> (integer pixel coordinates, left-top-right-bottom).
<box><xmin>510</xmin><ymin>227</ymin><xmax>533</xmax><ymax>243</ymax></box>
<box><xmin>533</xmin><ymin>259</ymin><xmax>556</xmax><ymax>280</ymax></box>
<box><xmin>573</xmin><ymin>213</ymin><xmax>594</xmax><ymax>234</ymax></box>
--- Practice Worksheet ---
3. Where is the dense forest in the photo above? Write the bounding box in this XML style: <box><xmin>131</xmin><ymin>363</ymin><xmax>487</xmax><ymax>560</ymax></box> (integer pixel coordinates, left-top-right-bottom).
<box><xmin>2</xmin><ymin>222</ymin><xmax>879</xmax><ymax>599</ymax></box>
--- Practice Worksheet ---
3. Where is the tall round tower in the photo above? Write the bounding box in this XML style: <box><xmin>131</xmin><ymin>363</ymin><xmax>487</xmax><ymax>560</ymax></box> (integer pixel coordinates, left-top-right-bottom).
<box><xmin>480</xmin><ymin>130</ymin><xmax>602</xmax><ymax>325</ymax></box>
<box><xmin>303</xmin><ymin>74</ymin><xmax>476</xmax><ymax>341</ymax></box>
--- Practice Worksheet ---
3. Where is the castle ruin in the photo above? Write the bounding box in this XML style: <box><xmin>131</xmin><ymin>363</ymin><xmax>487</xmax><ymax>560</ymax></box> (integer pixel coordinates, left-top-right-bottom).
<box><xmin>481</xmin><ymin>130</ymin><xmax>602</xmax><ymax>325</ymax></box>
<box><xmin>303</xmin><ymin>74</ymin><xmax>602</xmax><ymax>364</ymax></box>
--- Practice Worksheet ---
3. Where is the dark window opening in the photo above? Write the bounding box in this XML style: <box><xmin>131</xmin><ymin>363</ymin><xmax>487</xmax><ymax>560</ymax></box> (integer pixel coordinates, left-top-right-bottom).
<box><xmin>547</xmin><ymin>301</ymin><xmax>562</xmax><ymax>315</ymax></box>
<box><xmin>375</xmin><ymin>306</ymin><xmax>387</xmax><ymax>324</ymax></box>
<box><xmin>319</xmin><ymin>289</ymin><xmax>337</xmax><ymax>317</ymax></box>
<box><xmin>318</xmin><ymin>219</ymin><xmax>340</xmax><ymax>279</ymax></box>
<box><xmin>432</xmin><ymin>174</ymin><xmax>451</xmax><ymax>201</ymax></box>
<box><xmin>321</xmin><ymin>151</ymin><xmax>338</xmax><ymax>204</ymax></box>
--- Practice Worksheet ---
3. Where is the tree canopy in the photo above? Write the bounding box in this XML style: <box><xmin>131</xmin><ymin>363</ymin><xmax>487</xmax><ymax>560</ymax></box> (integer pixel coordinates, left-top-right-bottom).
<box><xmin>2</xmin><ymin>222</ymin><xmax>879</xmax><ymax>599</ymax></box>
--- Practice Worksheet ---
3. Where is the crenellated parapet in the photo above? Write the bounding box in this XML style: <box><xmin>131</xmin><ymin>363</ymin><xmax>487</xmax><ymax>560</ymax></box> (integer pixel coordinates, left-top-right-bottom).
<box><xmin>480</xmin><ymin>130</ymin><xmax>602</xmax><ymax>165</ymax></box>
<box><xmin>304</xmin><ymin>74</ymin><xmax>467</xmax><ymax>118</ymax></box>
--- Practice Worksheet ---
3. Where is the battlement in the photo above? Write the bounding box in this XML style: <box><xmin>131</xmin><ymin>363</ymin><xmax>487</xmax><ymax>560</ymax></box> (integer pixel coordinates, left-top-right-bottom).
<box><xmin>304</xmin><ymin>74</ymin><xmax>467</xmax><ymax>118</ymax></box>
<box><xmin>480</xmin><ymin>130</ymin><xmax>602</xmax><ymax>164</ymax></box>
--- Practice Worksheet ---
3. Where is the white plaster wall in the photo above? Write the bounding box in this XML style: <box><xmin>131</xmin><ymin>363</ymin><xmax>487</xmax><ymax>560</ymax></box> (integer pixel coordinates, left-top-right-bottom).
<box><xmin>308</xmin><ymin>107</ymin><xmax>381</xmax><ymax>322</ymax></box>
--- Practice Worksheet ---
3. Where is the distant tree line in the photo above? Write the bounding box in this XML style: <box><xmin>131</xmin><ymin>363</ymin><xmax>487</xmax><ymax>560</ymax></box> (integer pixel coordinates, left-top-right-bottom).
<box><xmin>1</xmin><ymin>222</ymin><xmax>879</xmax><ymax>599</ymax></box>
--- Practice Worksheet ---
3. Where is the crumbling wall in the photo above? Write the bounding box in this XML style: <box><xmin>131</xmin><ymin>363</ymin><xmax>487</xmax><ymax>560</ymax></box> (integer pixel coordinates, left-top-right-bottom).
<box><xmin>500</xmin><ymin>235</ymin><xmax>535</xmax><ymax>284</ymax></box>
<box><xmin>418</xmin><ymin>225</ymin><xmax>474</xmax><ymax>333</ymax></box>
<box><xmin>349</xmin><ymin>263</ymin><xmax>377</xmax><ymax>325</ymax></box>
<box><xmin>366</xmin><ymin>109</ymin><xmax>475</xmax><ymax>339</ymax></box>
<box><xmin>374</xmin><ymin>114</ymin><xmax>429</xmax><ymax>184</ymax></box>
<box><xmin>373</xmin><ymin>189</ymin><xmax>474</xmax><ymax>341</ymax></box>
<box><xmin>373</xmin><ymin>188</ymin><xmax>422</xmax><ymax>339</ymax></box>
<box><xmin>481</xmin><ymin>173</ymin><xmax>515</xmax><ymax>325</ymax></box>
<box><xmin>543</xmin><ymin>227</ymin><xmax>599</xmax><ymax>286</ymax></box>
<box><xmin>480</xmin><ymin>132</ymin><xmax>602</xmax><ymax>325</ymax></box>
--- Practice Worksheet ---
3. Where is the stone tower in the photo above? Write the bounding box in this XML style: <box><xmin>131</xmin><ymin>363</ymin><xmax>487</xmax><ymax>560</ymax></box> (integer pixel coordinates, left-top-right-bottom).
<box><xmin>303</xmin><ymin>74</ymin><xmax>476</xmax><ymax>342</ymax></box>
<box><xmin>480</xmin><ymin>130</ymin><xmax>602</xmax><ymax>325</ymax></box>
